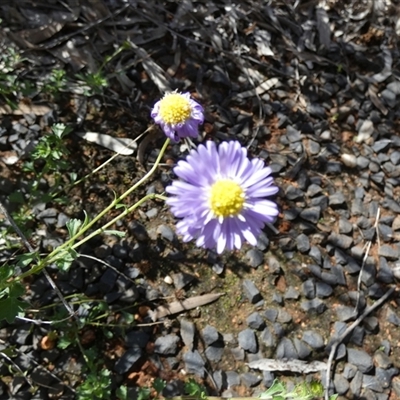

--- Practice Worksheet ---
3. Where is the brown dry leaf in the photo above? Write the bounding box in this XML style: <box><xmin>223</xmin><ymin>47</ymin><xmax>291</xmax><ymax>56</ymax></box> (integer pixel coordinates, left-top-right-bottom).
<box><xmin>16</xmin><ymin>21</ymin><xmax>65</xmax><ymax>45</ymax></box>
<box><xmin>0</xmin><ymin>103</ymin><xmax>52</xmax><ymax>116</ymax></box>
<box><xmin>148</xmin><ymin>293</ymin><xmax>225</xmax><ymax>321</ymax></box>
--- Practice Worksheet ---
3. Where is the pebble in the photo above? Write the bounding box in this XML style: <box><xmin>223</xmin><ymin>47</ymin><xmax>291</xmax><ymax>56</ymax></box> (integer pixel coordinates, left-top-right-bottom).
<box><xmin>245</xmin><ymin>249</ymin><xmax>264</xmax><ymax>268</ymax></box>
<box><xmin>362</xmin><ymin>375</ymin><xmax>383</xmax><ymax>393</ymax></box>
<box><xmin>378</xmin><ymin>245</ymin><xmax>398</xmax><ymax>260</ymax></box>
<box><xmin>172</xmin><ymin>272</ymin><xmax>195</xmax><ymax>290</ymax></box>
<box><xmin>243</xmin><ymin>280</ymin><xmax>262</xmax><ymax>304</ymax></box>
<box><xmin>300</xmin><ymin>206</ymin><xmax>321</xmax><ymax>224</ymax></box>
<box><xmin>114</xmin><ymin>347</ymin><xmax>142</xmax><ymax>374</ymax></box>
<box><xmin>202</xmin><ymin>325</ymin><xmax>220</xmax><ymax>346</ymax></box>
<box><xmin>205</xmin><ymin>344</ymin><xmax>224</xmax><ymax>362</ymax></box>
<box><xmin>350</xmin><ymin>370</ymin><xmax>363</xmax><ymax>396</ymax></box>
<box><xmin>154</xmin><ymin>334</ymin><xmax>180</xmax><ymax>355</ymax></box>
<box><xmin>334</xmin><ymin>373</ymin><xmax>350</xmax><ymax>395</ymax></box>
<box><xmin>302</xmin><ymin>330</ymin><xmax>324</xmax><ymax>349</ymax></box>
<box><xmin>226</xmin><ymin>371</ymin><xmax>241</xmax><ymax>388</ymax></box>
<box><xmin>302</xmin><ymin>279</ymin><xmax>315</xmax><ymax>299</ymax></box>
<box><xmin>328</xmin><ymin>232</ymin><xmax>353</xmax><ymax>249</ymax></box>
<box><xmin>374</xmin><ymin>351</ymin><xmax>392</xmax><ymax>369</ymax></box>
<box><xmin>231</xmin><ymin>347</ymin><xmax>245</xmax><ymax>361</ymax></box>
<box><xmin>246</xmin><ymin>312</ymin><xmax>265</xmax><ymax>330</ymax></box>
<box><xmin>284</xmin><ymin>286</ymin><xmax>300</xmax><ymax>300</ymax></box>
<box><xmin>339</xmin><ymin>218</ymin><xmax>353</xmax><ymax>234</ymax></box>
<box><xmin>276</xmin><ymin>337</ymin><xmax>298</xmax><ymax>359</ymax></box>
<box><xmin>293</xmin><ymin>338</ymin><xmax>311</xmax><ymax>359</ymax></box>
<box><xmin>343</xmin><ymin>363</ymin><xmax>357</xmax><ymax>379</ymax></box>
<box><xmin>375</xmin><ymin>367</ymin><xmax>399</xmax><ymax>389</ymax></box>
<box><xmin>180</xmin><ymin>319</ymin><xmax>195</xmax><ymax>350</ymax></box>
<box><xmin>183</xmin><ymin>350</ymin><xmax>205</xmax><ymax>377</ymax></box>
<box><xmin>296</xmin><ymin>233</ymin><xmax>310</xmax><ymax>253</ymax></box>
<box><xmin>238</xmin><ymin>329</ymin><xmax>258</xmax><ymax>353</ymax></box>
<box><xmin>347</xmin><ymin>348</ymin><xmax>373</xmax><ymax>373</ymax></box>
<box><xmin>241</xmin><ymin>372</ymin><xmax>262</xmax><ymax>388</ymax></box>
<box><xmin>316</xmin><ymin>282</ymin><xmax>333</xmax><ymax>298</ymax></box>
<box><xmin>301</xmin><ymin>298</ymin><xmax>326</xmax><ymax>314</ymax></box>
<box><xmin>329</xmin><ymin>192</ymin><xmax>346</xmax><ymax>206</ymax></box>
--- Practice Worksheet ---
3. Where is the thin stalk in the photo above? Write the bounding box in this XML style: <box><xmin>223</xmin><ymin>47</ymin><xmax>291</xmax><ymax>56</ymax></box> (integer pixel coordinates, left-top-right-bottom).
<box><xmin>18</xmin><ymin>139</ymin><xmax>170</xmax><ymax>279</ymax></box>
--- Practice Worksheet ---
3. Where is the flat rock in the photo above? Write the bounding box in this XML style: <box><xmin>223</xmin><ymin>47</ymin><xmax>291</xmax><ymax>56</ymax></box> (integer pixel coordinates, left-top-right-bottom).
<box><xmin>347</xmin><ymin>348</ymin><xmax>373</xmax><ymax>373</ymax></box>
<box><xmin>302</xmin><ymin>330</ymin><xmax>324</xmax><ymax>349</ymax></box>
<box><xmin>328</xmin><ymin>232</ymin><xmax>353</xmax><ymax>249</ymax></box>
<box><xmin>180</xmin><ymin>319</ymin><xmax>195</xmax><ymax>350</ymax></box>
<box><xmin>154</xmin><ymin>334</ymin><xmax>180</xmax><ymax>355</ymax></box>
<box><xmin>238</xmin><ymin>329</ymin><xmax>258</xmax><ymax>353</ymax></box>
<box><xmin>183</xmin><ymin>350</ymin><xmax>205</xmax><ymax>377</ymax></box>
<box><xmin>114</xmin><ymin>347</ymin><xmax>142</xmax><ymax>374</ymax></box>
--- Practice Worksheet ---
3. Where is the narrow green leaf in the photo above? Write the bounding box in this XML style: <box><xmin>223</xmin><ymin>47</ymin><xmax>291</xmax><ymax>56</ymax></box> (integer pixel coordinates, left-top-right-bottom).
<box><xmin>16</xmin><ymin>252</ymin><xmax>37</xmax><ymax>269</ymax></box>
<box><xmin>66</xmin><ymin>218</ymin><xmax>82</xmax><ymax>239</ymax></box>
<box><xmin>103</xmin><ymin>230</ymin><xmax>125</xmax><ymax>238</ymax></box>
<box><xmin>0</xmin><ymin>265</ymin><xmax>14</xmax><ymax>281</ymax></box>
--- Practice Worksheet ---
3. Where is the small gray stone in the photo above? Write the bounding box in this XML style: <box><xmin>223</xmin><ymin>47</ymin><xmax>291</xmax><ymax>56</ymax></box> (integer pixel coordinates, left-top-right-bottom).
<box><xmin>205</xmin><ymin>343</ymin><xmax>224</xmax><ymax>362</ymax></box>
<box><xmin>378</xmin><ymin>245</ymin><xmax>399</xmax><ymax>260</ymax></box>
<box><xmin>183</xmin><ymin>350</ymin><xmax>205</xmax><ymax>377</ymax></box>
<box><xmin>350</xmin><ymin>370</ymin><xmax>363</xmax><ymax>397</ymax></box>
<box><xmin>307</xmin><ymin>184</ymin><xmax>323</xmax><ymax>197</ymax></box>
<box><xmin>212</xmin><ymin>370</ymin><xmax>226</xmax><ymax>391</ymax></box>
<box><xmin>126</xmin><ymin>331</ymin><xmax>149</xmax><ymax>348</ymax></box>
<box><xmin>277</xmin><ymin>309</ymin><xmax>292</xmax><ymax>323</ymax></box>
<box><xmin>263</xmin><ymin>309</ymin><xmax>278</xmax><ymax>322</ymax></box>
<box><xmin>172</xmin><ymin>272</ymin><xmax>195</xmax><ymax>290</ymax></box>
<box><xmin>202</xmin><ymin>325</ymin><xmax>220</xmax><ymax>346</ymax></box>
<box><xmin>180</xmin><ymin>319</ymin><xmax>195</xmax><ymax>350</ymax></box>
<box><xmin>336</xmin><ymin>305</ymin><xmax>357</xmax><ymax>322</ymax></box>
<box><xmin>154</xmin><ymin>335</ymin><xmax>180</xmax><ymax>355</ymax></box>
<box><xmin>386</xmin><ymin>307</ymin><xmax>400</xmax><ymax>326</ymax></box>
<box><xmin>99</xmin><ymin>269</ymin><xmax>118</xmax><ymax>293</ymax></box>
<box><xmin>286</xmin><ymin>126</ymin><xmax>301</xmax><ymax>142</ymax></box>
<box><xmin>157</xmin><ymin>224</ymin><xmax>176</xmax><ymax>242</ymax></box>
<box><xmin>390</xmin><ymin>150</ymin><xmax>400</xmax><ymax>165</ymax></box>
<box><xmin>128</xmin><ymin>221</ymin><xmax>148</xmax><ymax>241</ymax></box>
<box><xmin>328</xmin><ymin>232</ymin><xmax>353</xmax><ymax>249</ymax></box>
<box><xmin>296</xmin><ymin>233</ymin><xmax>310</xmax><ymax>253</ymax></box>
<box><xmin>334</xmin><ymin>373</ymin><xmax>350</xmax><ymax>395</ymax></box>
<box><xmin>362</xmin><ymin>375</ymin><xmax>383</xmax><ymax>393</ymax></box>
<box><xmin>230</xmin><ymin>347</ymin><xmax>245</xmax><ymax>361</ymax></box>
<box><xmin>349</xmin><ymin>325</ymin><xmax>365</xmax><ymax>346</ymax></box>
<box><xmin>241</xmin><ymin>372</ymin><xmax>262</xmax><ymax>388</ymax></box>
<box><xmin>285</xmin><ymin>185</ymin><xmax>304</xmax><ymax>200</ymax></box>
<box><xmin>339</xmin><ymin>218</ymin><xmax>353</xmax><ymax>234</ymax></box>
<box><xmin>262</xmin><ymin>371</ymin><xmax>275</xmax><ymax>388</ymax></box>
<box><xmin>316</xmin><ymin>282</ymin><xmax>333</xmax><ymax>298</ymax></box>
<box><xmin>238</xmin><ymin>329</ymin><xmax>258</xmax><ymax>353</ymax></box>
<box><xmin>285</xmin><ymin>286</ymin><xmax>300</xmax><ymax>300</ymax></box>
<box><xmin>243</xmin><ymin>280</ymin><xmax>262</xmax><ymax>304</ymax></box>
<box><xmin>300</xmin><ymin>206</ymin><xmax>321</xmax><ymax>224</ymax></box>
<box><xmin>226</xmin><ymin>371</ymin><xmax>240</xmax><ymax>388</ymax></box>
<box><xmin>293</xmin><ymin>338</ymin><xmax>311</xmax><ymax>359</ymax></box>
<box><xmin>343</xmin><ymin>363</ymin><xmax>357</xmax><ymax>379</ymax></box>
<box><xmin>301</xmin><ymin>298</ymin><xmax>326</xmax><ymax>314</ymax></box>
<box><xmin>276</xmin><ymin>337</ymin><xmax>298</xmax><ymax>359</ymax></box>
<box><xmin>329</xmin><ymin>192</ymin><xmax>346</xmax><ymax>206</ymax></box>
<box><xmin>302</xmin><ymin>330</ymin><xmax>324</xmax><ymax>349</ymax></box>
<box><xmin>246</xmin><ymin>312</ymin><xmax>265</xmax><ymax>330</ymax></box>
<box><xmin>245</xmin><ymin>249</ymin><xmax>264</xmax><ymax>268</ymax></box>
<box><xmin>309</xmin><ymin>245</ymin><xmax>322</xmax><ymax>264</ymax></box>
<box><xmin>302</xmin><ymin>279</ymin><xmax>315</xmax><ymax>299</ymax></box>
<box><xmin>375</xmin><ymin>367</ymin><xmax>399</xmax><ymax>389</ymax></box>
<box><xmin>347</xmin><ymin>348</ymin><xmax>373</xmax><ymax>373</ymax></box>
<box><xmin>114</xmin><ymin>347</ymin><xmax>142</xmax><ymax>374</ymax></box>
<box><xmin>374</xmin><ymin>351</ymin><xmax>392</xmax><ymax>369</ymax></box>
<box><xmin>267</xmin><ymin>256</ymin><xmax>282</xmax><ymax>274</ymax></box>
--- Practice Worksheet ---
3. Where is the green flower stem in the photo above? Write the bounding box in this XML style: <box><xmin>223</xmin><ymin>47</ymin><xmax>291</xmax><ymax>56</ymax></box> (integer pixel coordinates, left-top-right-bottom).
<box><xmin>18</xmin><ymin>139</ymin><xmax>170</xmax><ymax>280</ymax></box>
<box><xmin>68</xmin><ymin>193</ymin><xmax>166</xmax><ymax>253</ymax></box>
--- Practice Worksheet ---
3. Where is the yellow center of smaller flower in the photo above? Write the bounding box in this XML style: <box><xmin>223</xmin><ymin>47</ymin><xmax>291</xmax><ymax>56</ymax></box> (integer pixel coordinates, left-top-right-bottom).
<box><xmin>158</xmin><ymin>93</ymin><xmax>191</xmax><ymax>125</ymax></box>
<box><xmin>210</xmin><ymin>180</ymin><xmax>245</xmax><ymax>217</ymax></box>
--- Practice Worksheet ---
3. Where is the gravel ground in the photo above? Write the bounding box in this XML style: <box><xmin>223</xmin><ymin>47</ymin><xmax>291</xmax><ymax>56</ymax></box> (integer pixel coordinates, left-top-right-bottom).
<box><xmin>1</xmin><ymin>0</ymin><xmax>400</xmax><ymax>399</ymax></box>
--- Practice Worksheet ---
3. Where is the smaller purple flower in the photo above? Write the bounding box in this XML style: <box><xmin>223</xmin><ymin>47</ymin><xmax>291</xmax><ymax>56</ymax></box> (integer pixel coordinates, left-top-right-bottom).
<box><xmin>151</xmin><ymin>92</ymin><xmax>204</xmax><ymax>142</ymax></box>
<box><xmin>166</xmin><ymin>140</ymin><xmax>279</xmax><ymax>253</ymax></box>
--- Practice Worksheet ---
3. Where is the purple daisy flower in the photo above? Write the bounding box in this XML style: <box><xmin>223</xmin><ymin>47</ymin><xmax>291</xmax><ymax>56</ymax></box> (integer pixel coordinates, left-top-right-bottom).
<box><xmin>166</xmin><ymin>140</ymin><xmax>279</xmax><ymax>253</ymax></box>
<box><xmin>151</xmin><ymin>92</ymin><xmax>204</xmax><ymax>142</ymax></box>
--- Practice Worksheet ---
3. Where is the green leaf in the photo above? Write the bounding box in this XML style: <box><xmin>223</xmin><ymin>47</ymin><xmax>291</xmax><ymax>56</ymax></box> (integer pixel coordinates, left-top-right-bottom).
<box><xmin>0</xmin><ymin>265</ymin><xmax>14</xmax><ymax>281</ymax></box>
<box><xmin>16</xmin><ymin>252</ymin><xmax>37</xmax><ymax>269</ymax></box>
<box><xmin>9</xmin><ymin>191</ymin><xmax>25</xmax><ymax>204</ymax></box>
<box><xmin>259</xmin><ymin>380</ymin><xmax>285</xmax><ymax>398</ymax></box>
<box><xmin>55</xmin><ymin>248</ymin><xmax>78</xmax><ymax>272</ymax></box>
<box><xmin>66</xmin><ymin>218</ymin><xmax>83</xmax><ymax>238</ymax></box>
<box><xmin>137</xmin><ymin>387</ymin><xmax>151</xmax><ymax>400</ymax></box>
<box><xmin>103</xmin><ymin>230</ymin><xmax>125</xmax><ymax>238</ymax></box>
<box><xmin>57</xmin><ymin>335</ymin><xmax>74</xmax><ymax>349</ymax></box>
<box><xmin>153</xmin><ymin>378</ymin><xmax>166</xmax><ymax>394</ymax></box>
<box><xmin>329</xmin><ymin>395</ymin><xmax>339</xmax><ymax>400</ymax></box>
<box><xmin>116</xmin><ymin>386</ymin><xmax>128</xmax><ymax>400</ymax></box>
<box><xmin>0</xmin><ymin>296</ymin><xmax>29</xmax><ymax>323</ymax></box>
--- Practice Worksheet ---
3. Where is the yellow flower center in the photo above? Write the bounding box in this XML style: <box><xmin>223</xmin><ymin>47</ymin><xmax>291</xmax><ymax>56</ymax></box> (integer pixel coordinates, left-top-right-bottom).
<box><xmin>210</xmin><ymin>180</ymin><xmax>245</xmax><ymax>217</ymax></box>
<box><xmin>158</xmin><ymin>93</ymin><xmax>191</xmax><ymax>125</ymax></box>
